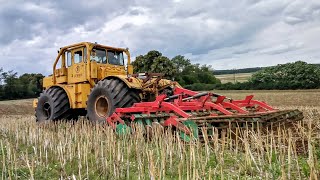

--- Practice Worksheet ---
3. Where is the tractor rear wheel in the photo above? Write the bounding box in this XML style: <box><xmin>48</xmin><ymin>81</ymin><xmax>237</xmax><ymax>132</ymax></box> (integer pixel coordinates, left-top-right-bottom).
<box><xmin>35</xmin><ymin>87</ymin><xmax>71</xmax><ymax>123</ymax></box>
<box><xmin>86</xmin><ymin>78</ymin><xmax>141</xmax><ymax>123</ymax></box>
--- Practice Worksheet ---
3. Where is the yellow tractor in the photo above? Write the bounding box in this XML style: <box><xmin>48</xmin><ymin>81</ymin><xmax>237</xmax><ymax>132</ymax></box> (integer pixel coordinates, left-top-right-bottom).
<box><xmin>33</xmin><ymin>42</ymin><xmax>174</xmax><ymax>123</ymax></box>
<box><xmin>34</xmin><ymin>42</ymin><xmax>302</xmax><ymax>140</ymax></box>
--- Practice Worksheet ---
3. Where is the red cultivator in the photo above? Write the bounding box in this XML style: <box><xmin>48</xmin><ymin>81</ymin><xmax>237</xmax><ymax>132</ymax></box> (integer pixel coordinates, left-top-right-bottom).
<box><xmin>106</xmin><ymin>87</ymin><xmax>303</xmax><ymax>141</ymax></box>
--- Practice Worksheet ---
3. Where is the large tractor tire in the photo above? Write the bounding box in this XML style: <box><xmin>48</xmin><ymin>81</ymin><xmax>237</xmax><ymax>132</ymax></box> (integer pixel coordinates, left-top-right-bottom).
<box><xmin>35</xmin><ymin>87</ymin><xmax>71</xmax><ymax>123</ymax></box>
<box><xmin>86</xmin><ymin>78</ymin><xmax>141</xmax><ymax>123</ymax></box>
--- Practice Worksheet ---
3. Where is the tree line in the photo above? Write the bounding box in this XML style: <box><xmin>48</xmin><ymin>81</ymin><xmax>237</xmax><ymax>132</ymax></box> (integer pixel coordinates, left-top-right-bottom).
<box><xmin>0</xmin><ymin>68</ymin><xmax>44</xmax><ymax>100</ymax></box>
<box><xmin>205</xmin><ymin>61</ymin><xmax>320</xmax><ymax>90</ymax></box>
<box><xmin>1</xmin><ymin>51</ymin><xmax>319</xmax><ymax>100</ymax></box>
<box><xmin>214</xmin><ymin>63</ymin><xmax>320</xmax><ymax>75</ymax></box>
<box><xmin>214</xmin><ymin>67</ymin><xmax>264</xmax><ymax>75</ymax></box>
<box><xmin>132</xmin><ymin>51</ymin><xmax>320</xmax><ymax>91</ymax></box>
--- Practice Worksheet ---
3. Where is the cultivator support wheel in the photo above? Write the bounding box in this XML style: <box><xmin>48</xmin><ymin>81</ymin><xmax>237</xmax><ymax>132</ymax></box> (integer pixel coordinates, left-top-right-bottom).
<box><xmin>106</xmin><ymin>87</ymin><xmax>303</xmax><ymax>141</ymax></box>
<box><xmin>180</xmin><ymin>120</ymin><xmax>199</xmax><ymax>142</ymax></box>
<box><xmin>116</xmin><ymin>123</ymin><xmax>131</xmax><ymax>135</ymax></box>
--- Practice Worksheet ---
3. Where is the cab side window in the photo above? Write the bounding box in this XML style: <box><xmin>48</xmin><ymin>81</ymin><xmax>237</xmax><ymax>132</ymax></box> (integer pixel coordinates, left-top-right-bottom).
<box><xmin>66</xmin><ymin>51</ymin><xmax>72</xmax><ymax>67</ymax></box>
<box><xmin>74</xmin><ymin>50</ymin><xmax>82</xmax><ymax>63</ymax></box>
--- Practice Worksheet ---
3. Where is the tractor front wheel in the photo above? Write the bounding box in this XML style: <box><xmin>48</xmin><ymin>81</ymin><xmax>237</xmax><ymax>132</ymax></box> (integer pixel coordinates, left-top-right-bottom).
<box><xmin>35</xmin><ymin>87</ymin><xmax>71</xmax><ymax>123</ymax></box>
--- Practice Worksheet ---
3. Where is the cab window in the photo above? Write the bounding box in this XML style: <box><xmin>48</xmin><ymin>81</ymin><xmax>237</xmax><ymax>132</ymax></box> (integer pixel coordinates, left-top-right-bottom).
<box><xmin>91</xmin><ymin>48</ymin><xmax>106</xmax><ymax>63</ymax></box>
<box><xmin>74</xmin><ymin>50</ymin><xmax>82</xmax><ymax>63</ymax></box>
<box><xmin>107</xmin><ymin>51</ymin><xmax>124</xmax><ymax>66</ymax></box>
<box><xmin>66</xmin><ymin>51</ymin><xmax>72</xmax><ymax>67</ymax></box>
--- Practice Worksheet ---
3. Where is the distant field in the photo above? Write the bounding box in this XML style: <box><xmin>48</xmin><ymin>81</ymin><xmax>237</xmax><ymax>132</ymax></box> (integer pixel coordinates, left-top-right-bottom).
<box><xmin>0</xmin><ymin>99</ymin><xmax>34</xmax><ymax>115</ymax></box>
<box><xmin>215</xmin><ymin>73</ymin><xmax>252</xmax><ymax>83</ymax></box>
<box><xmin>214</xmin><ymin>89</ymin><xmax>320</xmax><ymax>107</ymax></box>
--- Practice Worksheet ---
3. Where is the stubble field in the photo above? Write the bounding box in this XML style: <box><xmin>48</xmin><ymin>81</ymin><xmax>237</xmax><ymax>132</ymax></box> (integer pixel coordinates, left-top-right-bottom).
<box><xmin>0</xmin><ymin>90</ymin><xmax>319</xmax><ymax>179</ymax></box>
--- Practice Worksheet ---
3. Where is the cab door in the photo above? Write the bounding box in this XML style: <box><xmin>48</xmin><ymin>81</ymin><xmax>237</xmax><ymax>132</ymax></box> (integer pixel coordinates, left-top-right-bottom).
<box><xmin>67</xmin><ymin>47</ymin><xmax>87</xmax><ymax>83</ymax></box>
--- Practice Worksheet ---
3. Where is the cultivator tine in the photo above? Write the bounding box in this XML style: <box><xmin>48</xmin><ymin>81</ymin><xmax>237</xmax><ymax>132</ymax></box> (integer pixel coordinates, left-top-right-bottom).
<box><xmin>106</xmin><ymin>87</ymin><xmax>304</xmax><ymax>142</ymax></box>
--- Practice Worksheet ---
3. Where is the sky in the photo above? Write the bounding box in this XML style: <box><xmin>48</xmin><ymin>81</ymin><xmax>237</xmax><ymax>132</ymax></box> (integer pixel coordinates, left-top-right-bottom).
<box><xmin>0</xmin><ymin>0</ymin><xmax>319</xmax><ymax>75</ymax></box>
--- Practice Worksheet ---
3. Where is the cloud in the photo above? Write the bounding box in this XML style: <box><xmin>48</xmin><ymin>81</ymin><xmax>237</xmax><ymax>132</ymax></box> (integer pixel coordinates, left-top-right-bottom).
<box><xmin>283</xmin><ymin>0</ymin><xmax>320</xmax><ymax>25</ymax></box>
<box><xmin>0</xmin><ymin>0</ymin><xmax>319</xmax><ymax>75</ymax></box>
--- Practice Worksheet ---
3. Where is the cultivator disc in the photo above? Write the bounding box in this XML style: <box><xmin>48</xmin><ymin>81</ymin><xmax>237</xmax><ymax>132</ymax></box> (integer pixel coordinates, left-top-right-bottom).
<box><xmin>106</xmin><ymin>87</ymin><xmax>303</xmax><ymax>141</ymax></box>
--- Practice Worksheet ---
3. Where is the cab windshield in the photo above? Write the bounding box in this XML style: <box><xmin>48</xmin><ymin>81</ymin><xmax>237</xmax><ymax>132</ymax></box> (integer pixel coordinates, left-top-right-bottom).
<box><xmin>107</xmin><ymin>50</ymin><xmax>124</xmax><ymax>66</ymax></box>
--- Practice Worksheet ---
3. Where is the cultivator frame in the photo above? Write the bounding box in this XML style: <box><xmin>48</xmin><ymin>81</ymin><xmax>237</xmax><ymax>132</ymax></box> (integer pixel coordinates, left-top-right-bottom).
<box><xmin>106</xmin><ymin>87</ymin><xmax>303</xmax><ymax>141</ymax></box>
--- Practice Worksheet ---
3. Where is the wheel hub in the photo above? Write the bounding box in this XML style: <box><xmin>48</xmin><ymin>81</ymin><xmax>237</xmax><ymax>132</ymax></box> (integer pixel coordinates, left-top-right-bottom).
<box><xmin>43</xmin><ymin>102</ymin><xmax>51</xmax><ymax>120</ymax></box>
<box><xmin>95</xmin><ymin>96</ymin><xmax>109</xmax><ymax>118</ymax></box>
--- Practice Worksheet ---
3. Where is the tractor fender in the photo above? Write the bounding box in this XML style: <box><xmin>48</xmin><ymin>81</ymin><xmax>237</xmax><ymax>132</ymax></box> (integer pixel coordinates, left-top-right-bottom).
<box><xmin>104</xmin><ymin>75</ymin><xmax>143</xmax><ymax>89</ymax></box>
<box><xmin>33</xmin><ymin>85</ymin><xmax>72</xmax><ymax>109</ymax></box>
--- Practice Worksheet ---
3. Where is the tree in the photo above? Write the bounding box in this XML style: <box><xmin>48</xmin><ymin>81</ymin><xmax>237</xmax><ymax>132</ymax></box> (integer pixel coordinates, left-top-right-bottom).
<box><xmin>0</xmin><ymin>68</ymin><xmax>3</xmax><ymax>84</ymax></box>
<box><xmin>171</xmin><ymin>55</ymin><xmax>192</xmax><ymax>84</ymax></box>
<box><xmin>250</xmin><ymin>61</ymin><xmax>320</xmax><ymax>89</ymax></box>
<box><xmin>172</xmin><ymin>55</ymin><xmax>191</xmax><ymax>73</ymax></box>
<box><xmin>0</xmin><ymin>68</ymin><xmax>44</xmax><ymax>100</ymax></box>
<box><xmin>132</xmin><ymin>50</ymin><xmax>162</xmax><ymax>73</ymax></box>
<box><xmin>150</xmin><ymin>56</ymin><xmax>176</xmax><ymax>77</ymax></box>
<box><xmin>0</xmin><ymin>68</ymin><xmax>3</xmax><ymax>99</ymax></box>
<box><xmin>2</xmin><ymin>70</ymin><xmax>19</xmax><ymax>99</ymax></box>
<box><xmin>197</xmin><ymin>65</ymin><xmax>220</xmax><ymax>84</ymax></box>
<box><xmin>132</xmin><ymin>50</ymin><xmax>177</xmax><ymax>79</ymax></box>
<box><xmin>19</xmin><ymin>73</ymin><xmax>44</xmax><ymax>97</ymax></box>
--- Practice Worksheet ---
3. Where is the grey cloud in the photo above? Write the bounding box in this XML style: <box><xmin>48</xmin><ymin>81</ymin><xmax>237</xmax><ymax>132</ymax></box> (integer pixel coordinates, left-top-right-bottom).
<box><xmin>120</xmin><ymin>0</ymin><xmax>291</xmax><ymax>59</ymax></box>
<box><xmin>119</xmin><ymin>23</ymin><xmax>135</xmax><ymax>30</ymax></box>
<box><xmin>284</xmin><ymin>16</ymin><xmax>304</xmax><ymax>25</ymax></box>
<box><xmin>0</xmin><ymin>0</ymin><xmax>133</xmax><ymax>45</ymax></box>
<box><xmin>283</xmin><ymin>1</ymin><xmax>320</xmax><ymax>25</ymax></box>
<box><xmin>128</xmin><ymin>9</ymin><xmax>145</xmax><ymax>16</ymax></box>
<box><xmin>233</xmin><ymin>47</ymin><xmax>258</xmax><ymax>55</ymax></box>
<box><xmin>129</xmin><ymin>16</ymin><xmax>271</xmax><ymax>57</ymax></box>
<box><xmin>0</xmin><ymin>0</ymin><xmax>319</xmax><ymax>74</ymax></box>
<box><xmin>258</xmin><ymin>43</ymin><xmax>304</xmax><ymax>55</ymax></box>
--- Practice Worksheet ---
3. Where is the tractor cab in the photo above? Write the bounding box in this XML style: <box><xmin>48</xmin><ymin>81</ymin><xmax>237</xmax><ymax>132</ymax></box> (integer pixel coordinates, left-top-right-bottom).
<box><xmin>43</xmin><ymin>42</ymin><xmax>132</xmax><ymax>88</ymax></box>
